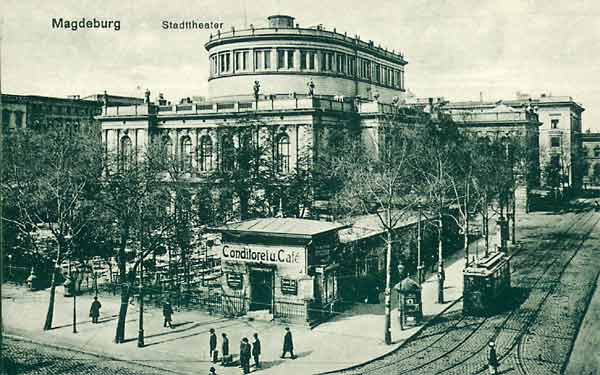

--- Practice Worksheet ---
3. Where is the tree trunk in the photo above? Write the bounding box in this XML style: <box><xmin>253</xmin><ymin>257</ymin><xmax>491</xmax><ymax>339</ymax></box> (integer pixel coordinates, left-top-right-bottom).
<box><xmin>384</xmin><ymin>228</ymin><xmax>393</xmax><ymax>345</ymax></box>
<box><xmin>114</xmin><ymin>233</ymin><xmax>129</xmax><ymax>344</ymax></box>
<box><xmin>43</xmin><ymin>246</ymin><xmax>61</xmax><ymax>331</ymax></box>
<box><xmin>463</xmin><ymin>215</ymin><xmax>469</xmax><ymax>265</ymax></box>
<box><xmin>43</xmin><ymin>269</ymin><xmax>58</xmax><ymax>330</ymax></box>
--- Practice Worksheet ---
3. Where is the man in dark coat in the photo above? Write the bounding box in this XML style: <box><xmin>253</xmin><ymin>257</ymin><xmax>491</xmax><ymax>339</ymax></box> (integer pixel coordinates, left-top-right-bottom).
<box><xmin>220</xmin><ymin>333</ymin><xmax>230</xmax><ymax>366</ymax></box>
<box><xmin>281</xmin><ymin>327</ymin><xmax>296</xmax><ymax>359</ymax></box>
<box><xmin>488</xmin><ymin>340</ymin><xmax>499</xmax><ymax>374</ymax></box>
<box><xmin>209</xmin><ymin>328</ymin><xmax>218</xmax><ymax>362</ymax></box>
<box><xmin>252</xmin><ymin>333</ymin><xmax>261</xmax><ymax>368</ymax></box>
<box><xmin>89</xmin><ymin>296</ymin><xmax>101</xmax><ymax>323</ymax></box>
<box><xmin>240</xmin><ymin>337</ymin><xmax>251</xmax><ymax>374</ymax></box>
<box><xmin>162</xmin><ymin>300</ymin><xmax>173</xmax><ymax>328</ymax></box>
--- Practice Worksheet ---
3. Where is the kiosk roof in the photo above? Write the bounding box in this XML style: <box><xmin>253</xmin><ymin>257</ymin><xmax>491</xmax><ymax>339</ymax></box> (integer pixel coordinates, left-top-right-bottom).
<box><xmin>211</xmin><ymin>218</ymin><xmax>348</xmax><ymax>238</ymax></box>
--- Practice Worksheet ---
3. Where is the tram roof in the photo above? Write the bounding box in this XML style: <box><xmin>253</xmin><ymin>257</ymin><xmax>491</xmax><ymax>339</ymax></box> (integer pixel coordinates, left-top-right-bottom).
<box><xmin>463</xmin><ymin>252</ymin><xmax>509</xmax><ymax>276</ymax></box>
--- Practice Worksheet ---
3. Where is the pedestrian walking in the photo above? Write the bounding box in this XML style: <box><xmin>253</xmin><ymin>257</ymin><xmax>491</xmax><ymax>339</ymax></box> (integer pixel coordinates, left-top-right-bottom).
<box><xmin>252</xmin><ymin>333</ymin><xmax>261</xmax><ymax>368</ymax></box>
<box><xmin>221</xmin><ymin>333</ymin><xmax>231</xmax><ymax>366</ymax></box>
<box><xmin>89</xmin><ymin>296</ymin><xmax>101</xmax><ymax>324</ymax></box>
<box><xmin>281</xmin><ymin>327</ymin><xmax>296</xmax><ymax>359</ymax></box>
<box><xmin>209</xmin><ymin>328</ymin><xmax>218</xmax><ymax>363</ymax></box>
<box><xmin>240</xmin><ymin>337</ymin><xmax>251</xmax><ymax>374</ymax></box>
<box><xmin>208</xmin><ymin>366</ymin><xmax>217</xmax><ymax>375</ymax></box>
<box><xmin>162</xmin><ymin>300</ymin><xmax>174</xmax><ymax>328</ymax></box>
<box><xmin>488</xmin><ymin>340</ymin><xmax>499</xmax><ymax>375</ymax></box>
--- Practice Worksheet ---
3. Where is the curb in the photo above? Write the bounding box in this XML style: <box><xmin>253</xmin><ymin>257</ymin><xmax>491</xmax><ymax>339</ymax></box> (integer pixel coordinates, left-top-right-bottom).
<box><xmin>2</xmin><ymin>333</ymin><xmax>188</xmax><ymax>375</ymax></box>
<box><xmin>315</xmin><ymin>296</ymin><xmax>463</xmax><ymax>375</ymax></box>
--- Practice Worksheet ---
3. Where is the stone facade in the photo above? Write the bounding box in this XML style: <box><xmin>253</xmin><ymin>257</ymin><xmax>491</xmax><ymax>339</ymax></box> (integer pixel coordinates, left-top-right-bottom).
<box><xmin>581</xmin><ymin>131</ymin><xmax>600</xmax><ymax>187</ymax></box>
<box><xmin>1</xmin><ymin>94</ymin><xmax>101</xmax><ymax>133</ymax></box>
<box><xmin>441</xmin><ymin>94</ymin><xmax>584</xmax><ymax>191</ymax></box>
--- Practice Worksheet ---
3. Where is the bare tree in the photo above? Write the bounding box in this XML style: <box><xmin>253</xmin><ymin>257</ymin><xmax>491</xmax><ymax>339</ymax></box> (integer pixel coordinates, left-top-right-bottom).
<box><xmin>1</xmin><ymin>125</ymin><xmax>102</xmax><ymax>330</ymax></box>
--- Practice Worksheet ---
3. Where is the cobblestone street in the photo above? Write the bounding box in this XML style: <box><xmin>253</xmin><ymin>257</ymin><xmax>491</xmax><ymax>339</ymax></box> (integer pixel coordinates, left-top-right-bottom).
<box><xmin>1</xmin><ymin>336</ymin><xmax>172</xmax><ymax>375</ymax></box>
<box><xmin>331</xmin><ymin>206</ymin><xmax>600</xmax><ymax>375</ymax></box>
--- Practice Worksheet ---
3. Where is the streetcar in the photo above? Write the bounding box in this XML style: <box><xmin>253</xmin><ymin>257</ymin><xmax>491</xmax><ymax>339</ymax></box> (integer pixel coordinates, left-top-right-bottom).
<box><xmin>463</xmin><ymin>251</ymin><xmax>511</xmax><ymax>316</ymax></box>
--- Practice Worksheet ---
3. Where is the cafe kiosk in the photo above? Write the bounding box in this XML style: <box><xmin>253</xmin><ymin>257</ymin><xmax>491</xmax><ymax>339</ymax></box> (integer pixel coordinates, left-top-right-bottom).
<box><xmin>211</xmin><ymin>218</ymin><xmax>348</xmax><ymax>326</ymax></box>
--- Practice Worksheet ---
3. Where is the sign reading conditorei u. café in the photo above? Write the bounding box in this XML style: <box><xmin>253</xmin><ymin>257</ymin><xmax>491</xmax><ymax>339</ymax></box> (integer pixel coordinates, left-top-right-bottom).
<box><xmin>221</xmin><ymin>244</ymin><xmax>305</xmax><ymax>267</ymax></box>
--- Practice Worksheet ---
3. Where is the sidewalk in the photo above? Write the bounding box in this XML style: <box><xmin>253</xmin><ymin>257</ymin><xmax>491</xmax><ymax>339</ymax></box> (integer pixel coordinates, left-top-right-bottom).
<box><xmin>2</xmin><ymin>237</ymin><xmax>502</xmax><ymax>374</ymax></box>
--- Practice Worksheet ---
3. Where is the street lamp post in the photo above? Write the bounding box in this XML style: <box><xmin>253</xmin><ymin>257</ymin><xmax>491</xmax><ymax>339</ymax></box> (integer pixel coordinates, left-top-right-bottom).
<box><xmin>416</xmin><ymin>203</ymin><xmax>424</xmax><ymax>285</ymax></box>
<box><xmin>72</xmin><ymin>270</ymin><xmax>78</xmax><ymax>333</ymax></box>
<box><xmin>437</xmin><ymin>213</ymin><xmax>445</xmax><ymax>304</ymax></box>
<box><xmin>137</xmin><ymin>248</ymin><xmax>144</xmax><ymax>347</ymax></box>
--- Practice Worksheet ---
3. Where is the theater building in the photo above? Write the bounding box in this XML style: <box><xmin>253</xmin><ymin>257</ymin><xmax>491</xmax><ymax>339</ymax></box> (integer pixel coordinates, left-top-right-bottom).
<box><xmin>210</xmin><ymin>218</ymin><xmax>348</xmax><ymax>325</ymax></box>
<box><xmin>97</xmin><ymin>14</ymin><xmax>417</xmax><ymax>214</ymax></box>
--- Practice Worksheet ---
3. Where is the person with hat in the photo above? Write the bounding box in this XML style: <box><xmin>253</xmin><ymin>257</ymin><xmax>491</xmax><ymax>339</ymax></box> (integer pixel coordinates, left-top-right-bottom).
<box><xmin>209</xmin><ymin>328</ymin><xmax>218</xmax><ymax>363</ymax></box>
<box><xmin>240</xmin><ymin>337</ymin><xmax>251</xmax><ymax>374</ymax></box>
<box><xmin>487</xmin><ymin>340</ymin><xmax>499</xmax><ymax>374</ymax></box>
<box><xmin>89</xmin><ymin>296</ymin><xmax>102</xmax><ymax>324</ymax></box>
<box><xmin>281</xmin><ymin>327</ymin><xmax>296</xmax><ymax>359</ymax></box>
<box><xmin>221</xmin><ymin>332</ymin><xmax>231</xmax><ymax>366</ymax></box>
<box><xmin>162</xmin><ymin>300</ymin><xmax>174</xmax><ymax>328</ymax></box>
<box><xmin>208</xmin><ymin>366</ymin><xmax>217</xmax><ymax>375</ymax></box>
<box><xmin>252</xmin><ymin>333</ymin><xmax>261</xmax><ymax>368</ymax></box>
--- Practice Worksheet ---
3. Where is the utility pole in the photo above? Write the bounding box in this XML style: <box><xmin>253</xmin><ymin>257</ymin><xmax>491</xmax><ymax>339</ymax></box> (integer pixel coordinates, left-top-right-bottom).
<box><xmin>383</xmin><ymin>208</ymin><xmax>393</xmax><ymax>345</ymax></box>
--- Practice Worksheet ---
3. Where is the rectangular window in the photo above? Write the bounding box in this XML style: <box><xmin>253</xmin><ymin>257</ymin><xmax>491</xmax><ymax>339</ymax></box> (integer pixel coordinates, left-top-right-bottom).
<box><xmin>219</xmin><ymin>54</ymin><xmax>225</xmax><ymax>73</ymax></box>
<box><xmin>225</xmin><ymin>53</ymin><xmax>230</xmax><ymax>72</ymax></box>
<box><xmin>309</xmin><ymin>51</ymin><xmax>315</xmax><ymax>70</ymax></box>
<box><xmin>254</xmin><ymin>50</ymin><xmax>261</xmax><ymax>69</ymax></box>
<box><xmin>551</xmin><ymin>119</ymin><xmax>559</xmax><ymax>129</ymax></box>
<box><xmin>264</xmin><ymin>50</ymin><xmax>271</xmax><ymax>69</ymax></box>
<box><xmin>300</xmin><ymin>50</ymin><xmax>307</xmax><ymax>70</ymax></box>
<box><xmin>235</xmin><ymin>52</ymin><xmax>242</xmax><ymax>71</ymax></box>
<box><xmin>327</xmin><ymin>53</ymin><xmax>333</xmax><ymax>71</ymax></box>
<box><xmin>321</xmin><ymin>52</ymin><xmax>326</xmax><ymax>71</ymax></box>
<box><xmin>287</xmin><ymin>50</ymin><xmax>294</xmax><ymax>69</ymax></box>
<box><xmin>278</xmin><ymin>50</ymin><xmax>285</xmax><ymax>69</ymax></box>
<box><xmin>551</xmin><ymin>136</ymin><xmax>561</xmax><ymax>148</ymax></box>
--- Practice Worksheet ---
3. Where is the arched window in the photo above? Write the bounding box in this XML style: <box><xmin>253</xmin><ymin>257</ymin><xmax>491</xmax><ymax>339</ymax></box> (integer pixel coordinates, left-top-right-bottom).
<box><xmin>221</xmin><ymin>135</ymin><xmax>234</xmax><ymax>172</ymax></box>
<box><xmin>276</xmin><ymin>134</ymin><xmax>290</xmax><ymax>173</ymax></box>
<box><xmin>181</xmin><ymin>136</ymin><xmax>193</xmax><ymax>171</ymax></box>
<box><xmin>120</xmin><ymin>136</ymin><xmax>132</xmax><ymax>170</ymax></box>
<box><xmin>199</xmin><ymin>136</ymin><xmax>213</xmax><ymax>172</ymax></box>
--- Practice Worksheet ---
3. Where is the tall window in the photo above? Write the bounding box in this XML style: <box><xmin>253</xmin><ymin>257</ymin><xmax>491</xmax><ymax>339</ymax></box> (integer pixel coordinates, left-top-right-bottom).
<box><xmin>276</xmin><ymin>134</ymin><xmax>290</xmax><ymax>173</ymax></box>
<box><xmin>235</xmin><ymin>50</ymin><xmax>248</xmax><ymax>71</ymax></box>
<box><xmin>120</xmin><ymin>136</ymin><xmax>132</xmax><ymax>170</ymax></box>
<box><xmin>551</xmin><ymin>119</ymin><xmax>559</xmax><ymax>129</ymax></box>
<box><xmin>181</xmin><ymin>136</ymin><xmax>193</xmax><ymax>171</ymax></box>
<box><xmin>550</xmin><ymin>136</ymin><xmax>561</xmax><ymax>148</ymax></box>
<box><xmin>254</xmin><ymin>50</ymin><xmax>271</xmax><ymax>70</ymax></box>
<box><xmin>219</xmin><ymin>52</ymin><xmax>231</xmax><ymax>73</ymax></box>
<box><xmin>594</xmin><ymin>146</ymin><xmax>600</xmax><ymax>158</ymax></box>
<box><xmin>2</xmin><ymin>110</ymin><xmax>10</xmax><ymax>129</ymax></box>
<box><xmin>199</xmin><ymin>135</ymin><xmax>213</xmax><ymax>172</ymax></box>
<box><xmin>287</xmin><ymin>50</ymin><xmax>294</xmax><ymax>69</ymax></box>
<box><xmin>221</xmin><ymin>135</ymin><xmax>234</xmax><ymax>172</ymax></box>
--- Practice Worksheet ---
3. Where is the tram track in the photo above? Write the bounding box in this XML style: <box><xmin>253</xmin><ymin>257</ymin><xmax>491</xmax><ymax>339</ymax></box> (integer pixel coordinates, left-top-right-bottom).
<box><xmin>430</xmin><ymin>211</ymin><xmax>600</xmax><ymax>375</ymax></box>
<box><xmin>337</xmin><ymin>209</ymin><xmax>597</xmax><ymax>375</ymax></box>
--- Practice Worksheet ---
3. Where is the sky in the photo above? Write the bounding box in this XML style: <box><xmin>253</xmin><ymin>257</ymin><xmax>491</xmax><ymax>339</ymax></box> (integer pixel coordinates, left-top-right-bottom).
<box><xmin>2</xmin><ymin>0</ymin><xmax>600</xmax><ymax>129</ymax></box>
